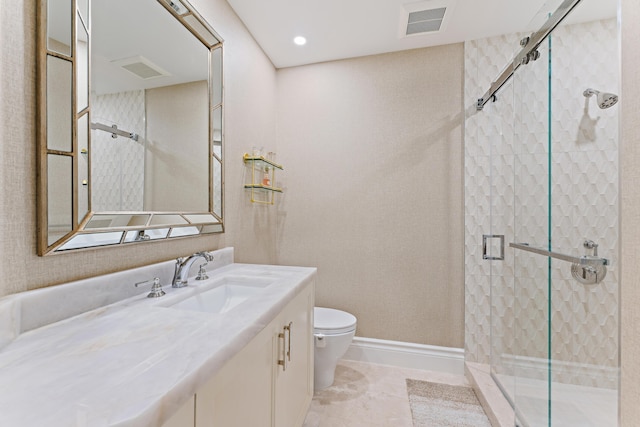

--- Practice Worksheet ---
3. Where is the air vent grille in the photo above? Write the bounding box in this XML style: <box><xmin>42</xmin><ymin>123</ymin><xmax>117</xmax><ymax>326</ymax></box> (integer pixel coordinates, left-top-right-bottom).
<box><xmin>121</xmin><ymin>62</ymin><xmax>164</xmax><ymax>79</ymax></box>
<box><xmin>111</xmin><ymin>56</ymin><xmax>170</xmax><ymax>80</ymax></box>
<box><xmin>406</xmin><ymin>7</ymin><xmax>446</xmax><ymax>35</ymax></box>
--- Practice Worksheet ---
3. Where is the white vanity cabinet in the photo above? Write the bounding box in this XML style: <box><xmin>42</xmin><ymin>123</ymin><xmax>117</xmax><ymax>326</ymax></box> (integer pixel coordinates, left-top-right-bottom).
<box><xmin>0</xmin><ymin>250</ymin><xmax>318</xmax><ymax>427</ymax></box>
<box><xmin>162</xmin><ymin>396</ymin><xmax>195</xmax><ymax>427</ymax></box>
<box><xmin>194</xmin><ymin>281</ymin><xmax>314</xmax><ymax>427</ymax></box>
<box><xmin>273</xmin><ymin>284</ymin><xmax>314</xmax><ymax>427</ymax></box>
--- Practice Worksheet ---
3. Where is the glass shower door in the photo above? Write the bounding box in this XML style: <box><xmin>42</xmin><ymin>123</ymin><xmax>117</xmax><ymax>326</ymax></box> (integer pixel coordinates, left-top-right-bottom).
<box><xmin>544</xmin><ymin>6</ymin><xmax>619</xmax><ymax>425</ymax></box>
<box><xmin>487</xmin><ymin>76</ymin><xmax>519</xmax><ymax>412</ymax></box>
<box><xmin>511</xmin><ymin>34</ymin><xmax>552</xmax><ymax>426</ymax></box>
<box><xmin>485</xmin><ymin>27</ymin><xmax>553</xmax><ymax>427</ymax></box>
<box><xmin>507</xmin><ymin>2</ymin><xmax>620</xmax><ymax>425</ymax></box>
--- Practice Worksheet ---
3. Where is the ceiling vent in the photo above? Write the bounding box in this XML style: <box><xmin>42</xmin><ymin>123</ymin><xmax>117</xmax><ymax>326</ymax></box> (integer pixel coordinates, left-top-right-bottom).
<box><xmin>406</xmin><ymin>7</ymin><xmax>446</xmax><ymax>35</ymax></box>
<box><xmin>111</xmin><ymin>56</ymin><xmax>171</xmax><ymax>80</ymax></box>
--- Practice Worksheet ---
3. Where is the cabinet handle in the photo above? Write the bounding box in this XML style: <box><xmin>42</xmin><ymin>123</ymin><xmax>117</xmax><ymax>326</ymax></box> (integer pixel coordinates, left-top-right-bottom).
<box><xmin>278</xmin><ymin>329</ymin><xmax>287</xmax><ymax>371</ymax></box>
<box><xmin>277</xmin><ymin>322</ymin><xmax>293</xmax><ymax>371</ymax></box>
<box><xmin>286</xmin><ymin>321</ymin><xmax>293</xmax><ymax>362</ymax></box>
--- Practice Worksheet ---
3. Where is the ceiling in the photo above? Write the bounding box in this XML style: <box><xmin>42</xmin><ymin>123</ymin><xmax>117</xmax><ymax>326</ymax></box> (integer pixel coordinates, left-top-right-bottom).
<box><xmin>225</xmin><ymin>0</ymin><xmax>617</xmax><ymax>69</ymax></box>
<box><xmin>91</xmin><ymin>0</ymin><xmax>210</xmax><ymax>95</ymax></box>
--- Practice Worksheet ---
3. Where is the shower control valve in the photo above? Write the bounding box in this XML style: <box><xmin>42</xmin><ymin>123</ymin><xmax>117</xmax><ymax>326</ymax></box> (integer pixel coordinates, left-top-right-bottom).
<box><xmin>571</xmin><ymin>240</ymin><xmax>606</xmax><ymax>285</ymax></box>
<box><xmin>583</xmin><ymin>240</ymin><xmax>599</xmax><ymax>257</ymax></box>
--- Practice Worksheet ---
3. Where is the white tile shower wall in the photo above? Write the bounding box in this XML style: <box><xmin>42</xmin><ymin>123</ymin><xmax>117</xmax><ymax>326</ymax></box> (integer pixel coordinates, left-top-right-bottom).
<box><xmin>464</xmin><ymin>32</ymin><xmax>524</xmax><ymax>366</ymax></box>
<box><xmin>91</xmin><ymin>90</ymin><xmax>145</xmax><ymax>211</ymax></box>
<box><xmin>464</xmin><ymin>19</ymin><xmax>619</xmax><ymax>389</ymax></box>
<box><xmin>512</xmin><ymin>42</ymin><xmax>551</xmax><ymax>383</ymax></box>
<box><xmin>548</xmin><ymin>19</ymin><xmax>619</xmax><ymax>389</ymax></box>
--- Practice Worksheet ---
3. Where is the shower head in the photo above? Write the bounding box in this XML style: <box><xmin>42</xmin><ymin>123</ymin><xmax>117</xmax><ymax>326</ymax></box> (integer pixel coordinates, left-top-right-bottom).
<box><xmin>583</xmin><ymin>88</ymin><xmax>618</xmax><ymax>109</ymax></box>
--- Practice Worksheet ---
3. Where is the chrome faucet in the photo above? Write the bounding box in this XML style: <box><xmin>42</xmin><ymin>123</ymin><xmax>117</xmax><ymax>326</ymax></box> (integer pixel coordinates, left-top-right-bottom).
<box><xmin>172</xmin><ymin>252</ymin><xmax>214</xmax><ymax>288</ymax></box>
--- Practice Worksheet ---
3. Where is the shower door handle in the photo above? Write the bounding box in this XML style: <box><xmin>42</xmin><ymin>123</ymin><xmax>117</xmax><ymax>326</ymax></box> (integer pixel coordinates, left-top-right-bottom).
<box><xmin>509</xmin><ymin>242</ymin><xmax>609</xmax><ymax>285</ymax></box>
<box><xmin>509</xmin><ymin>243</ymin><xmax>609</xmax><ymax>265</ymax></box>
<box><xmin>483</xmin><ymin>235</ymin><xmax>505</xmax><ymax>261</ymax></box>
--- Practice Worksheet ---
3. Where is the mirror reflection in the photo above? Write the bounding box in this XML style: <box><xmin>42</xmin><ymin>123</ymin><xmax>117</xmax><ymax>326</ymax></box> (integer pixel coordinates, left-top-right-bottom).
<box><xmin>47</xmin><ymin>56</ymin><xmax>73</xmax><ymax>152</ymax></box>
<box><xmin>47</xmin><ymin>0</ymin><xmax>72</xmax><ymax>56</ymax></box>
<box><xmin>39</xmin><ymin>0</ymin><xmax>224</xmax><ymax>255</ymax></box>
<box><xmin>91</xmin><ymin>0</ymin><xmax>210</xmax><ymax>212</ymax></box>
<box><xmin>78</xmin><ymin>113</ymin><xmax>89</xmax><ymax>220</ymax></box>
<box><xmin>47</xmin><ymin>154</ymin><xmax>73</xmax><ymax>245</ymax></box>
<box><xmin>76</xmin><ymin>13</ymin><xmax>89</xmax><ymax>113</ymax></box>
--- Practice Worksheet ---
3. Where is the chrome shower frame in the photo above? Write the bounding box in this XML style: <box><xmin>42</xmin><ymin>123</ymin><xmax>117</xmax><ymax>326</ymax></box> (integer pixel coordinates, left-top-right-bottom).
<box><xmin>476</xmin><ymin>0</ymin><xmax>584</xmax><ymax>111</ymax></box>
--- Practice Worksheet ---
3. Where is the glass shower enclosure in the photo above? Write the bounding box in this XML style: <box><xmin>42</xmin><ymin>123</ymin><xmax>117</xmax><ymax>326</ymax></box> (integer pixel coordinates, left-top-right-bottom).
<box><xmin>477</xmin><ymin>0</ymin><xmax>620</xmax><ymax>425</ymax></box>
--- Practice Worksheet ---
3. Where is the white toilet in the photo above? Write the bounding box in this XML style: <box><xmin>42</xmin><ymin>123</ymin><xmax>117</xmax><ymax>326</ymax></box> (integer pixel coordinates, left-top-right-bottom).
<box><xmin>313</xmin><ymin>307</ymin><xmax>357</xmax><ymax>390</ymax></box>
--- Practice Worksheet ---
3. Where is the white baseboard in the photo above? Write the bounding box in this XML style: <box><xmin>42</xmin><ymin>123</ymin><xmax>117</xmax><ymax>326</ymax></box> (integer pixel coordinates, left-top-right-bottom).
<box><xmin>342</xmin><ymin>337</ymin><xmax>465</xmax><ymax>376</ymax></box>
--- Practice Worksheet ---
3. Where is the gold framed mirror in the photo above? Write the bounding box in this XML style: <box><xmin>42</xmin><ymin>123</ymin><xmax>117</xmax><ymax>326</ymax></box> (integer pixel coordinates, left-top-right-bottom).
<box><xmin>37</xmin><ymin>0</ymin><xmax>224</xmax><ymax>255</ymax></box>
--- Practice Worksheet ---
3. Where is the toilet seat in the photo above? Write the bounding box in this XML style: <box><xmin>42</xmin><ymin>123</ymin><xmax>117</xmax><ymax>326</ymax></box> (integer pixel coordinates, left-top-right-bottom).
<box><xmin>314</xmin><ymin>307</ymin><xmax>357</xmax><ymax>335</ymax></box>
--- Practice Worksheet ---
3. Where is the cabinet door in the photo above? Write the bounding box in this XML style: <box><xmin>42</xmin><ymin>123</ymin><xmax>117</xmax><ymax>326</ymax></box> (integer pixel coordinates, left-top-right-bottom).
<box><xmin>274</xmin><ymin>284</ymin><xmax>314</xmax><ymax>427</ymax></box>
<box><xmin>195</xmin><ymin>323</ymin><xmax>274</xmax><ymax>427</ymax></box>
<box><xmin>162</xmin><ymin>395</ymin><xmax>195</xmax><ymax>427</ymax></box>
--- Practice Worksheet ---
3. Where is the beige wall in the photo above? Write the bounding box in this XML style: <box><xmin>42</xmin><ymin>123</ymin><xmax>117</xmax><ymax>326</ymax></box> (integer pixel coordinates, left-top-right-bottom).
<box><xmin>0</xmin><ymin>0</ymin><xmax>278</xmax><ymax>297</ymax></box>
<box><xmin>620</xmin><ymin>0</ymin><xmax>640</xmax><ymax>423</ymax></box>
<box><xmin>145</xmin><ymin>80</ymin><xmax>209</xmax><ymax>212</ymax></box>
<box><xmin>276</xmin><ymin>46</ymin><xmax>465</xmax><ymax>348</ymax></box>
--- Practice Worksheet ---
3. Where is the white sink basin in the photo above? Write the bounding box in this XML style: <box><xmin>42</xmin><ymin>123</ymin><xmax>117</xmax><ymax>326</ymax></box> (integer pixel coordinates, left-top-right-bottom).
<box><xmin>167</xmin><ymin>276</ymin><xmax>273</xmax><ymax>314</ymax></box>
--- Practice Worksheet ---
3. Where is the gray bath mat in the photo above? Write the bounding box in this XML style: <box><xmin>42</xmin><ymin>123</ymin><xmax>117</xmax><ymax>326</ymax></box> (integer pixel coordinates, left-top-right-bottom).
<box><xmin>406</xmin><ymin>379</ymin><xmax>491</xmax><ymax>427</ymax></box>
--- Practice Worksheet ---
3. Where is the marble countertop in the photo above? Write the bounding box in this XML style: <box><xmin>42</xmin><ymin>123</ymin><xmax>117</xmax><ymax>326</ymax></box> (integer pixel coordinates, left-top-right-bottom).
<box><xmin>0</xmin><ymin>248</ymin><xmax>316</xmax><ymax>426</ymax></box>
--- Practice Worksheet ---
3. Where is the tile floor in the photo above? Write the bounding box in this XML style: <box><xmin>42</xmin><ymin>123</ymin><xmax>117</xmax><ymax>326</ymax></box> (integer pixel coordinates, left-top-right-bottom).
<box><xmin>302</xmin><ymin>359</ymin><xmax>471</xmax><ymax>427</ymax></box>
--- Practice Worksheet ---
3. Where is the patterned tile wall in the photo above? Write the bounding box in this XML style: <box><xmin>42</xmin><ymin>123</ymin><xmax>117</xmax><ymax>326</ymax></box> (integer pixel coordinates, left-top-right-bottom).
<box><xmin>91</xmin><ymin>90</ymin><xmax>145</xmax><ymax>212</ymax></box>
<box><xmin>464</xmin><ymin>18</ymin><xmax>619</xmax><ymax>389</ymax></box>
<box><xmin>465</xmin><ymin>31</ymin><xmax>525</xmax><ymax>367</ymax></box>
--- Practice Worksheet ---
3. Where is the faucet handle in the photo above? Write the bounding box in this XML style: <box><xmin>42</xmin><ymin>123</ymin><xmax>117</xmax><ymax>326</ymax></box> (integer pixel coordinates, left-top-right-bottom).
<box><xmin>196</xmin><ymin>263</ymin><xmax>209</xmax><ymax>280</ymax></box>
<box><xmin>135</xmin><ymin>277</ymin><xmax>166</xmax><ymax>298</ymax></box>
<box><xmin>196</xmin><ymin>251</ymin><xmax>214</xmax><ymax>262</ymax></box>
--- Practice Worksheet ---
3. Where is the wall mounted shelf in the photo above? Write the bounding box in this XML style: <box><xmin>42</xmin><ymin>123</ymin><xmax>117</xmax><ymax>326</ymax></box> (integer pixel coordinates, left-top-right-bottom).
<box><xmin>243</xmin><ymin>154</ymin><xmax>283</xmax><ymax>204</ymax></box>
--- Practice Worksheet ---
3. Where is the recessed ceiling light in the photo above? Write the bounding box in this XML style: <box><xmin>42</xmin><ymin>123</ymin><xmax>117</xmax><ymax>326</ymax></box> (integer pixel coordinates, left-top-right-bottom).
<box><xmin>293</xmin><ymin>36</ymin><xmax>307</xmax><ymax>46</ymax></box>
